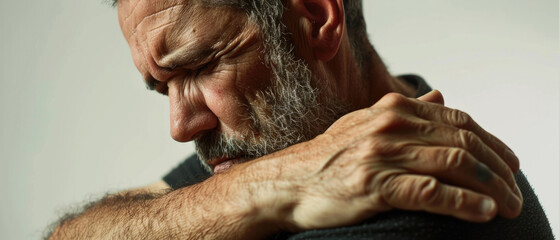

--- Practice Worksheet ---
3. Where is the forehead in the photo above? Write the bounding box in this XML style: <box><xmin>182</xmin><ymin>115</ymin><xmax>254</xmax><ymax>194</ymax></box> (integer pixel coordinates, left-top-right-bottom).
<box><xmin>117</xmin><ymin>0</ymin><xmax>252</xmax><ymax>81</ymax></box>
<box><xmin>118</xmin><ymin>0</ymin><xmax>250</xmax><ymax>53</ymax></box>
<box><xmin>118</xmin><ymin>0</ymin><xmax>195</xmax><ymax>41</ymax></box>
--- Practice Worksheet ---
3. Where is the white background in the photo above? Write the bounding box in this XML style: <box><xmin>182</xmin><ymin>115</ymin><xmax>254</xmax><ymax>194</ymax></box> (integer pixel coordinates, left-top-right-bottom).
<box><xmin>0</xmin><ymin>0</ymin><xmax>557</xmax><ymax>239</ymax></box>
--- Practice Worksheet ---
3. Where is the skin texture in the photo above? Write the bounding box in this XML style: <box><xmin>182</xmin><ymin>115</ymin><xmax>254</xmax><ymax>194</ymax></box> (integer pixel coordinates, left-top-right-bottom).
<box><xmin>47</xmin><ymin>0</ymin><xmax>523</xmax><ymax>239</ymax></box>
<box><xmin>119</xmin><ymin>0</ymin><xmax>270</xmax><ymax>142</ymax></box>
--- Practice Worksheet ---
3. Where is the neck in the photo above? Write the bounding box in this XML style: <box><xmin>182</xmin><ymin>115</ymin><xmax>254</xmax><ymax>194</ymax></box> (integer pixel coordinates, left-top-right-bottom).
<box><xmin>332</xmin><ymin>46</ymin><xmax>416</xmax><ymax>110</ymax></box>
<box><xmin>362</xmin><ymin>53</ymin><xmax>417</xmax><ymax>106</ymax></box>
<box><xmin>317</xmin><ymin>38</ymin><xmax>417</xmax><ymax>111</ymax></box>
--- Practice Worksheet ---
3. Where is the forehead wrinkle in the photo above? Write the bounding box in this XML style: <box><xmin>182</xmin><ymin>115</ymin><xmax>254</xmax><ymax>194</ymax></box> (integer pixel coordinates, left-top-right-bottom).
<box><xmin>163</xmin><ymin>4</ymin><xmax>249</xmax><ymax>66</ymax></box>
<box><xmin>139</xmin><ymin>34</ymin><xmax>173</xmax><ymax>82</ymax></box>
<box><xmin>121</xmin><ymin>1</ymin><xmax>154</xmax><ymax>41</ymax></box>
<box><xmin>166</xmin><ymin>2</ymin><xmax>202</xmax><ymax>51</ymax></box>
<box><xmin>214</xmin><ymin>21</ymin><xmax>258</xmax><ymax>61</ymax></box>
<box><xmin>128</xmin><ymin>4</ymin><xmax>187</xmax><ymax>83</ymax></box>
<box><xmin>165</xmin><ymin>2</ymin><xmax>243</xmax><ymax>51</ymax></box>
<box><xmin>121</xmin><ymin>0</ymin><xmax>184</xmax><ymax>41</ymax></box>
<box><xmin>145</xmin><ymin>19</ymin><xmax>179</xmax><ymax>64</ymax></box>
<box><xmin>129</xmin><ymin>4</ymin><xmax>184</xmax><ymax>45</ymax></box>
<box><xmin>130</xmin><ymin>21</ymin><xmax>166</xmax><ymax>84</ymax></box>
<box><xmin>121</xmin><ymin>1</ymin><xmax>140</xmax><ymax>28</ymax></box>
<box><xmin>160</xmin><ymin>3</ymin><xmax>216</xmax><ymax>67</ymax></box>
<box><xmin>119</xmin><ymin>0</ymin><xmax>140</xmax><ymax>32</ymax></box>
<box><xmin>135</xmin><ymin>32</ymin><xmax>154</xmax><ymax>81</ymax></box>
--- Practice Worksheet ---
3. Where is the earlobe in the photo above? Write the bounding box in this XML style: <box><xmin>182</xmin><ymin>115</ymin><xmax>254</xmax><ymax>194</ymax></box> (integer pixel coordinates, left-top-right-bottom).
<box><xmin>291</xmin><ymin>0</ymin><xmax>344</xmax><ymax>62</ymax></box>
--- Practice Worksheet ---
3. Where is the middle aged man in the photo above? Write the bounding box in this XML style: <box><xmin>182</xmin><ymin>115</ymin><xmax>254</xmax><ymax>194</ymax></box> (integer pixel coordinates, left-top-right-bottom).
<box><xmin>48</xmin><ymin>0</ymin><xmax>553</xmax><ymax>239</ymax></box>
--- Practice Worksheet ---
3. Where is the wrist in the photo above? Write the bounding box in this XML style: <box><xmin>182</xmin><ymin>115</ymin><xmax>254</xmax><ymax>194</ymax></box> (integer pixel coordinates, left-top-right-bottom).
<box><xmin>254</xmin><ymin>180</ymin><xmax>300</xmax><ymax>233</ymax></box>
<box><xmin>225</xmin><ymin>159</ymin><xmax>302</xmax><ymax>234</ymax></box>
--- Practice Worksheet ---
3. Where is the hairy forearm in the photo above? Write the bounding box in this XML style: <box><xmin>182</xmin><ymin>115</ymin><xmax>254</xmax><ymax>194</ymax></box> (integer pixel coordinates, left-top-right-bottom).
<box><xmin>49</xmin><ymin>191</ymin><xmax>171</xmax><ymax>239</ymax></box>
<box><xmin>48</xmin><ymin>173</ymin><xmax>289</xmax><ymax>240</ymax></box>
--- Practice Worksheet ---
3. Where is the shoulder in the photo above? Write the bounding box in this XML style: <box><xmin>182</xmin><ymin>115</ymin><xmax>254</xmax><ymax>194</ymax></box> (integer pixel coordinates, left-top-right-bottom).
<box><xmin>275</xmin><ymin>171</ymin><xmax>554</xmax><ymax>240</ymax></box>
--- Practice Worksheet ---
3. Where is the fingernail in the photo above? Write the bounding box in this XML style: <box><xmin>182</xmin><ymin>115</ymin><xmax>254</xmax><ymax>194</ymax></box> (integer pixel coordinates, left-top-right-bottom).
<box><xmin>479</xmin><ymin>198</ymin><xmax>495</xmax><ymax>215</ymax></box>
<box><xmin>507</xmin><ymin>194</ymin><xmax>522</xmax><ymax>212</ymax></box>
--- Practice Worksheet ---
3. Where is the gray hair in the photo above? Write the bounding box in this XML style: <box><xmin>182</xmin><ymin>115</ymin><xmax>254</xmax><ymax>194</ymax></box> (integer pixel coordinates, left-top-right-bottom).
<box><xmin>112</xmin><ymin>0</ymin><xmax>374</xmax><ymax>77</ymax></box>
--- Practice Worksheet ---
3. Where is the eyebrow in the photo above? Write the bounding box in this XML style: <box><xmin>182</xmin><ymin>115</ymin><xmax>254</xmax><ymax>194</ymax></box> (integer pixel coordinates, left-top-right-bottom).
<box><xmin>142</xmin><ymin>48</ymin><xmax>210</xmax><ymax>95</ymax></box>
<box><xmin>142</xmin><ymin>49</ymin><xmax>204</xmax><ymax>93</ymax></box>
<box><xmin>141</xmin><ymin>20</ymin><xmax>217</xmax><ymax>94</ymax></box>
<box><xmin>142</xmin><ymin>45</ymin><xmax>215</xmax><ymax>89</ymax></box>
<box><xmin>160</xmin><ymin>43</ymin><xmax>215</xmax><ymax>70</ymax></box>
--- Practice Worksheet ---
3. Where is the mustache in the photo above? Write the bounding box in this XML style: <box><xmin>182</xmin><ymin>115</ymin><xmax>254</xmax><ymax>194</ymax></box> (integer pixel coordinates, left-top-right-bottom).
<box><xmin>194</xmin><ymin>130</ymin><xmax>265</xmax><ymax>166</ymax></box>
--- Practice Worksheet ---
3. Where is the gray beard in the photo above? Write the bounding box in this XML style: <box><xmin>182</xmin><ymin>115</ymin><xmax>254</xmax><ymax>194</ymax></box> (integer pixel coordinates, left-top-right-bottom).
<box><xmin>195</xmin><ymin>14</ymin><xmax>351</xmax><ymax>172</ymax></box>
<box><xmin>194</xmin><ymin>47</ymin><xmax>350</xmax><ymax>172</ymax></box>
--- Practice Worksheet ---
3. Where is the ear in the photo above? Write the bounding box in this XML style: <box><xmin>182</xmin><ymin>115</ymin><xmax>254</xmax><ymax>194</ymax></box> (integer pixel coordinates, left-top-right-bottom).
<box><xmin>290</xmin><ymin>0</ymin><xmax>344</xmax><ymax>62</ymax></box>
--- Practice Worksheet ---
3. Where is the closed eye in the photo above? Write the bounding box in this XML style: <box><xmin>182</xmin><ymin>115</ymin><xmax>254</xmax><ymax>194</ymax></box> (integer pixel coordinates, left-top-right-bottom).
<box><xmin>188</xmin><ymin>62</ymin><xmax>213</xmax><ymax>78</ymax></box>
<box><xmin>147</xmin><ymin>61</ymin><xmax>215</xmax><ymax>96</ymax></box>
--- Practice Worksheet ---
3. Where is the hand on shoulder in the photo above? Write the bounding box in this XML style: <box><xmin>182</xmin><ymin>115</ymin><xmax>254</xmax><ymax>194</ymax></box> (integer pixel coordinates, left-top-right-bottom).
<box><xmin>272</xmin><ymin>90</ymin><xmax>522</xmax><ymax>231</ymax></box>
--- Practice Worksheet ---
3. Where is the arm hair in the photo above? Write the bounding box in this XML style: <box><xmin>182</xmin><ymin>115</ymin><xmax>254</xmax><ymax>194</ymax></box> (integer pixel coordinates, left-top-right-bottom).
<box><xmin>44</xmin><ymin>190</ymin><xmax>176</xmax><ymax>239</ymax></box>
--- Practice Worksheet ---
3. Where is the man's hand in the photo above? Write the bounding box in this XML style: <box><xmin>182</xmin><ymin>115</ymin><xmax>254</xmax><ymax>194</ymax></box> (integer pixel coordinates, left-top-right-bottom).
<box><xmin>275</xmin><ymin>90</ymin><xmax>522</xmax><ymax>230</ymax></box>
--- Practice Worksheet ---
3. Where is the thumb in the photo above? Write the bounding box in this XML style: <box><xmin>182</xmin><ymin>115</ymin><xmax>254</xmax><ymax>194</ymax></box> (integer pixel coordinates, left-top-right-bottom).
<box><xmin>417</xmin><ymin>90</ymin><xmax>445</xmax><ymax>105</ymax></box>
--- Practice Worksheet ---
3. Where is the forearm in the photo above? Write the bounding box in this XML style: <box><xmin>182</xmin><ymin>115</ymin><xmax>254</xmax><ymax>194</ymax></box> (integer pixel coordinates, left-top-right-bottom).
<box><xmin>49</xmin><ymin>192</ymin><xmax>172</xmax><ymax>239</ymax></box>
<box><xmin>48</xmin><ymin>173</ymin><xmax>290</xmax><ymax>240</ymax></box>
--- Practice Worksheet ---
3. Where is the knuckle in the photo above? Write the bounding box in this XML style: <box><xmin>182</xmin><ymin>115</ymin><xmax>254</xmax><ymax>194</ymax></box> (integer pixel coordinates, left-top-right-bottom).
<box><xmin>445</xmin><ymin>148</ymin><xmax>468</xmax><ymax>170</ymax></box>
<box><xmin>370</xmin><ymin>138</ymin><xmax>404</xmax><ymax>160</ymax></box>
<box><xmin>449</xmin><ymin>109</ymin><xmax>472</xmax><ymax>128</ymax></box>
<box><xmin>373</xmin><ymin>110</ymin><xmax>406</xmax><ymax>133</ymax></box>
<box><xmin>453</xmin><ymin>189</ymin><xmax>466</xmax><ymax>210</ymax></box>
<box><xmin>379</xmin><ymin>92</ymin><xmax>408</xmax><ymax>108</ymax></box>
<box><xmin>418</xmin><ymin>121</ymin><xmax>437</xmax><ymax>136</ymax></box>
<box><xmin>458</xmin><ymin>129</ymin><xmax>479</xmax><ymax>150</ymax></box>
<box><xmin>417</xmin><ymin>177</ymin><xmax>439</xmax><ymax>204</ymax></box>
<box><xmin>381</xmin><ymin>175</ymin><xmax>442</xmax><ymax>209</ymax></box>
<box><xmin>356</xmin><ymin>134</ymin><xmax>406</xmax><ymax>163</ymax></box>
<box><xmin>380</xmin><ymin>174</ymin><xmax>404</xmax><ymax>202</ymax></box>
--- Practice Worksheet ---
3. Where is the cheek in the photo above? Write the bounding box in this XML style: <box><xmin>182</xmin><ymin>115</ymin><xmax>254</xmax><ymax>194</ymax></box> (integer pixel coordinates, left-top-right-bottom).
<box><xmin>199</xmin><ymin>69</ymin><xmax>252</xmax><ymax>131</ymax></box>
<box><xmin>235</xmin><ymin>58</ymin><xmax>274</xmax><ymax>101</ymax></box>
<box><xmin>202</xmin><ymin>60</ymin><xmax>273</xmax><ymax>131</ymax></box>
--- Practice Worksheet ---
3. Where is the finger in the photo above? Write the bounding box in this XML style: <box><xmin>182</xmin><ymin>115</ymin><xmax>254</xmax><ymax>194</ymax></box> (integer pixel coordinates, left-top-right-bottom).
<box><xmin>397</xmin><ymin>146</ymin><xmax>522</xmax><ymax>218</ymax></box>
<box><xmin>417</xmin><ymin>89</ymin><xmax>445</xmax><ymax>105</ymax></box>
<box><xmin>380</xmin><ymin>174</ymin><xmax>498</xmax><ymax>222</ymax></box>
<box><xmin>411</xmin><ymin>120</ymin><xmax>518</xmax><ymax>194</ymax></box>
<box><xmin>409</xmin><ymin>98</ymin><xmax>520</xmax><ymax>173</ymax></box>
<box><xmin>375</xmin><ymin>93</ymin><xmax>517</xmax><ymax>172</ymax></box>
<box><xmin>372</xmin><ymin>110</ymin><xmax>518</xmax><ymax>197</ymax></box>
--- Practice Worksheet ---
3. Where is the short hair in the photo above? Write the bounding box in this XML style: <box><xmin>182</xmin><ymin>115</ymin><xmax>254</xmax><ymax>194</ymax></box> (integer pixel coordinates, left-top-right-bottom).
<box><xmin>112</xmin><ymin>0</ymin><xmax>373</xmax><ymax>75</ymax></box>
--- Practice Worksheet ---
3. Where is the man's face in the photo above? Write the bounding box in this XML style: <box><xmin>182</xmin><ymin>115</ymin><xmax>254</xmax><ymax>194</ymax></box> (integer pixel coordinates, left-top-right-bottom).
<box><xmin>118</xmin><ymin>0</ymin><xmax>349</xmax><ymax>173</ymax></box>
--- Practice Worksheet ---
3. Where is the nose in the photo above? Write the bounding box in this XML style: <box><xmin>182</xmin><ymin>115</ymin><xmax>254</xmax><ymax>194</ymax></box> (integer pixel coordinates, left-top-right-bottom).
<box><xmin>168</xmin><ymin>79</ymin><xmax>218</xmax><ymax>142</ymax></box>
